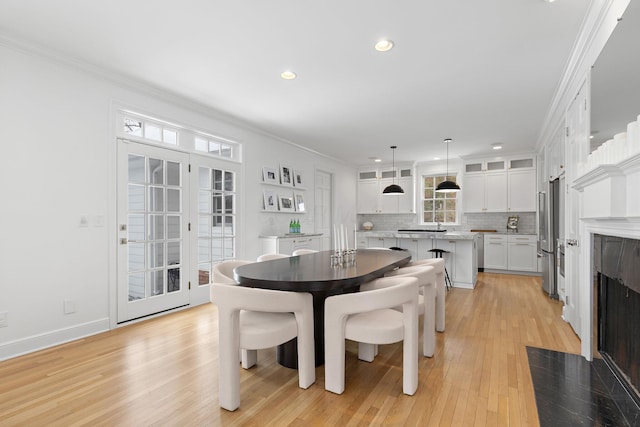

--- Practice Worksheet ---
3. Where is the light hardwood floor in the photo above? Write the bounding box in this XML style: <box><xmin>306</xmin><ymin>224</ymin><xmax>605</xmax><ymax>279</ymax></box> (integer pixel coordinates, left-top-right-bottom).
<box><xmin>0</xmin><ymin>273</ymin><xmax>581</xmax><ymax>426</ymax></box>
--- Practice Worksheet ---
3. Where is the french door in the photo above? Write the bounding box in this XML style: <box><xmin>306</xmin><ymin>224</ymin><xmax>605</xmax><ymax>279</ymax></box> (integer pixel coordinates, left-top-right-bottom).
<box><xmin>117</xmin><ymin>140</ymin><xmax>239</xmax><ymax>323</ymax></box>
<box><xmin>117</xmin><ymin>140</ymin><xmax>190</xmax><ymax>322</ymax></box>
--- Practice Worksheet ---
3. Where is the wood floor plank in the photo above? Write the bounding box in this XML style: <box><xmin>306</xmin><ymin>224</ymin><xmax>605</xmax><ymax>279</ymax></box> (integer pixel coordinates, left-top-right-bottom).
<box><xmin>0</xmin><ymin>273</ymin><xmax>582</xmax><ymax>426</ymax></box>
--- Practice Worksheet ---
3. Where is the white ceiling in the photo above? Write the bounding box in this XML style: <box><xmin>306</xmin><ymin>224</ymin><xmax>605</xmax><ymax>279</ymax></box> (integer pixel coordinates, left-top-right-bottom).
<box><xmin>0</xmin><ymin>0</ymin><xmax>590</xmax><ymax>165</ymax></box>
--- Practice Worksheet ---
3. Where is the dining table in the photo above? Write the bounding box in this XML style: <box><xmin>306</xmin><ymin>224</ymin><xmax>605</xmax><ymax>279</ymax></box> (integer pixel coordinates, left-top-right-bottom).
<box><xmin>234</xmin><ymin>248</ymin><xmax>411</xmax><ymax>368</ymax></box>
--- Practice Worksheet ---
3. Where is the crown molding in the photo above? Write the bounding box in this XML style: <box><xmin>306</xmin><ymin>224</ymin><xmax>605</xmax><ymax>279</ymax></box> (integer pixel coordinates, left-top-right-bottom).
<box><xmin>0</xmin><ymin>33</ymin><xmax>350</xmax><ymax>166</ymax></box>
<box><xmin>536</xmin><ymin>0</ymin><xmax>631</xmax><ymax>150</ymax></box>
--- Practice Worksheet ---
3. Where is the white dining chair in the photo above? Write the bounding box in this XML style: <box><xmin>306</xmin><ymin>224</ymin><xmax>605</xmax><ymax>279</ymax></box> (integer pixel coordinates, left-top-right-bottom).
<box><xmin>324</xmin><ymin>276</ymin><xmax>419</xmax><ymax>396</ymax></box>
<box><xmin>291</xmin><ymin>249</ymin><xmax>318</xmax><ymax>256</ymax></box>
<box><xmin>210</xmin><ymin>262</ymin><xmax>315</xmax><ymax>411</ymax></box>
<box><xmin>256</xmin><ymin>253</ymin><xmax>290</xmax><ymax>262</ymax></box>
<box><xmin>406</xmin><ymin>258</ymin><xmax>446</xmax><ymax>332</ymax></box>
<box><xmin>382</xmin><ymin>265</ymin><xmax>436</xmax><ymax>357</ymax></box>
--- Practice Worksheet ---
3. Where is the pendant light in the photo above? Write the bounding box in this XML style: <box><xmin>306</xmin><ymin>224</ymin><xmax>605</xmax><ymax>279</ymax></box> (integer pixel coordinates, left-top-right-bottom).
<box><xmin>435</xmin><ymin>138</ymin><xmax>461</xmax><ymax>193</ymax></box>
<box><xmin>382</xmin><ymin>145</ymin><xmax>405</xmax><ymax>195</ymax></box>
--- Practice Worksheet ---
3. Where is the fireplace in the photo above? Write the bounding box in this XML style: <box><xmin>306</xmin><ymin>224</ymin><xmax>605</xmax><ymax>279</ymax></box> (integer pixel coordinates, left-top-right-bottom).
<box><xmin>594</xmin><ymin>234</ymin><xmax>640</xmax><ymax>405</ymax></box>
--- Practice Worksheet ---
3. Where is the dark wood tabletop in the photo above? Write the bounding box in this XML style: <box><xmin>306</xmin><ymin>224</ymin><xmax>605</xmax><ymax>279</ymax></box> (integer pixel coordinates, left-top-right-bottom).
<box><xmin>234</xmin><ymin>249</ymin><xmax>411</xmax><ymax>293</ymax></box>
<box><xmin>233</xmin><ymin>249</ymin><xmax>411</xmax><ymax>368</ymax></box>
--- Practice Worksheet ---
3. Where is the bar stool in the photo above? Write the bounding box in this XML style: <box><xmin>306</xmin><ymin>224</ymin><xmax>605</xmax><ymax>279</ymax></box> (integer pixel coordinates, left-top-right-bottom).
<box><xmin>428</xmin><ymin>248</ymin><xmax>452</xmax><ymax>290</ymax></box>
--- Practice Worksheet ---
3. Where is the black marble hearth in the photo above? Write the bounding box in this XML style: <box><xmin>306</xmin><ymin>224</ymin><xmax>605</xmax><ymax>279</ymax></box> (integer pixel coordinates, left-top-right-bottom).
<box><xmin>527</xmin><ymin>347</ymin><xmax>639</xmax><ymax>426</ymax></box>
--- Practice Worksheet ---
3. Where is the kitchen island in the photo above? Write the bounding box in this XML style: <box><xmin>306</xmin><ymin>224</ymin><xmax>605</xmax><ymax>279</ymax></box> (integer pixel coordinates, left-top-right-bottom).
<box><xmin>356</xmin><ymin>231</ymin><xmax>479</xmax><ymax>289</ymax></box>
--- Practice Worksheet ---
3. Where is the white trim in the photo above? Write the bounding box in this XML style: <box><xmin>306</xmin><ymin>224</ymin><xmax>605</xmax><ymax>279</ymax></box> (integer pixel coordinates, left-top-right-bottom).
<box><xmin>0</xmin><ymin>318</ymin><xmax>110</xmax><ymax>362</ymax></box>
<box><xmin>537</xmin><ymin>0</ymin><xmax>631</xmax><ymax>150</ymax></box>
<box><xmin>579</xmin><ymin>218</ymin><xmax>640</xmax><ymax>361</ymax></box>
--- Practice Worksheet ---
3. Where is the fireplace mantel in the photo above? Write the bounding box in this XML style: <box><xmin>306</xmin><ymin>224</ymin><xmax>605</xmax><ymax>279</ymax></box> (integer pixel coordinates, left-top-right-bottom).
<box><xmin>573</xmin><ymin>153</ymin><xmax>640</xmax><ymax>220</ymax></box>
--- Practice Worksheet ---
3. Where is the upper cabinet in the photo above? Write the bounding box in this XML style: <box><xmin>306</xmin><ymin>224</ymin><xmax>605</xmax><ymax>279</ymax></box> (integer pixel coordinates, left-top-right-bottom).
<box><xmin>357</xmin><ymin>165</ymin><xmax>414</xmax><ymax>214</ymax></box>
<box><xmin>463</xmin><ymin>155</ymin><xmax>536</xmax><ymax>213</ymax></box>
<box><xmin>462</xmin><ymin>159</ymin><xmax>507</xmax><ymax>213</ymax></box>
<box><xmin>547</xmin><ymin>128</ymin><xmax>565</xmax><ymax>181</ymax></box>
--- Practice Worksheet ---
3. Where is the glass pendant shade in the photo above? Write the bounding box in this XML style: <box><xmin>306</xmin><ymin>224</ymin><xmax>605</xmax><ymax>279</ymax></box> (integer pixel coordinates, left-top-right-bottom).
<box><xmin>382</xmin><ymin>145</ymin><xmax>404</xmax><ymax>195</ymax></box>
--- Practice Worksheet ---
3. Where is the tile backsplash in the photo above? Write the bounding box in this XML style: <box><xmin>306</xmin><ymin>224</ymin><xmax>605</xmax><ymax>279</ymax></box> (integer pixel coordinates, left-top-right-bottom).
<box><xmin>357</xmin><ymin>212</ymin><xmax>536</xmax><ymax>235</ymax></box>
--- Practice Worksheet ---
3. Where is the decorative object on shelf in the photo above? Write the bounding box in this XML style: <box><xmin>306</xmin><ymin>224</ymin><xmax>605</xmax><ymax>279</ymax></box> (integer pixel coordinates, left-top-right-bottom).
<box><xmin>294</xmin><ymin>192</ymin><xmax>305</xmax><ymax>212</ymax></box>
<box><xmin>262</xmin><ymin>166</ymin><xmax>278</xmax><ymax>184</ymax></box>
<box><xmin>436</xmin><ymin>138</ymin><xmax>461</xmax><ymax>193</ymax></box>
<box><xmin>507</xmin><ymin>215</ymin><xmax>519</xmax><ymax>232</ymax></box>
<box><xmin>362</xmin><ymin>221</ymin><xmax>374</xmax><ymax>231</ymax></box>
<box><xmin>280</xmin><ymin>164</ymin><xmax>293</xmax><ymax>186</ymax></box>
<box><xmin>263</xmin><ymin>189</ymin><xmax>278</xmax><ymax>211</ymax></box>
<box><xmin>279</xmin><ymin>193</ymin><xmax>295</xmax><ymax>212</ymax></box>
<box><xmin>289</xmin><ymin>219</ymin><xmax>301</xmax><ymax>234</ymax></box>
<box><xmin>293</xmin><ymin>169</ymin><xmax>305</xmax><ymax>187</ymax></box>
<box><xmin>382</xmin><ymin>145</ymin><xmax>404</xmax><ymax>195</ymax></box>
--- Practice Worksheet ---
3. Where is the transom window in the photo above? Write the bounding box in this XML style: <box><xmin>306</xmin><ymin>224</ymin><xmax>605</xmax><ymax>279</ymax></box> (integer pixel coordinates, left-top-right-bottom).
<box><xmin>195</xmin><ymin>136</ymin><xmax>233</xmax><ymax>158</ymax></box>
<box><xmin>422</xmin><ymin>174</ymin><xmax>458</xmax><ymax>224</ymax></box>
<box><xmin>119</xmin><ymin>111</ymin><xmax>241</xmax><ymax>162</ymax></box>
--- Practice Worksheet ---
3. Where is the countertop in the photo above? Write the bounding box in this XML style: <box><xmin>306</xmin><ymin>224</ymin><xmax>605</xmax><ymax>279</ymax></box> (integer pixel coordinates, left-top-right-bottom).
<box><xmin>260</xmin><ymin>233</ymin><xmax>324</xmax><ymax>239</ymax></box>
<box><xmin>357</xmin><ymin>230</ymin><xmax>478</xmax><ymax>240</ymax></box>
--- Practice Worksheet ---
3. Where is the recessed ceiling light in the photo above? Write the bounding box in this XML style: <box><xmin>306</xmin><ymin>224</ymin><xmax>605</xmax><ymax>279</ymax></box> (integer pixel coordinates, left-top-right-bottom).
<box><xmin>589</xmin><ymin>135</ymin><xmax>595</xmax><ymax>139</ymax></box>
<box><xmin>433</xmin><ymin>157</ymin><xmax>440</xmax><ymax>160</ymax></box>
<box><xmin>492</xmin><ymin>143</ymin><xmax>503</xmax><ymax>150</ymax></box>
<box><xmin>374</xmin><ymin>158</ymin><xmax>382</xmax><ymax>162</ymax></box>
<box><xmin>280</xmin><ymin>71</ymin><xmax>296</xmax><ymax>80</ymax></box>
<box><xmin>374</xmin><ymin>40</ymin><xmax>394</xmax><ymax>52</ymax></box>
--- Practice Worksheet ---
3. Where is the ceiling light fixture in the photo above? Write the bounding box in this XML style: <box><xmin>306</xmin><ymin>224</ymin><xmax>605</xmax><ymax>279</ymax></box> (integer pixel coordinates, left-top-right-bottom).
<box><xmin>492</xmin><ymin>143</ymin><xmax>503</xmax><ymax>150</ymax></box>
<box><xmin>280</xmin><ymin>71</ymin><xmax>297</xmax><ymax>80</ymax></box>
<box><xmin>374</xmin><ymin>40</ymin><xmax>394</xmax><ymax>52</ymax></box>
<box><xmin>382</xmin><ymin>145</ymin><xmax>404</xmax><ymax>195</ymax></box>
<box><xmin>435</xmin><ymin>138</ymin><xmax>461</xmax><ymax>193</ymax></box>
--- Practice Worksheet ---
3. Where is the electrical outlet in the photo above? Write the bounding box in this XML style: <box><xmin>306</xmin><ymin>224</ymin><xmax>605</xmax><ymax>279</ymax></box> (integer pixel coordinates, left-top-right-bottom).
<box><xmin>64</xmin><ymin>300</ymin><xmax>77</xmax><ymax>315</ymax></box>
<box><xmin>0</xmin><ymin>311</ymin><xmax>8</xmax><ymax>328</ymax></box>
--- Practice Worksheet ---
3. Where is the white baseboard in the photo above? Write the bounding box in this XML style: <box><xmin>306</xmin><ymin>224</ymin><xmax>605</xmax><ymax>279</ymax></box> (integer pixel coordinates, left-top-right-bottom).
<box><xmin>0</xmin><ymin>318</ymin><xmax>110</xmax><ymax>361</ymax></box>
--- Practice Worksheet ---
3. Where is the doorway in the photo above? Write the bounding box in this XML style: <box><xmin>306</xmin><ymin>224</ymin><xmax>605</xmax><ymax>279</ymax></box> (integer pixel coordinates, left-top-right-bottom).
<box><xmin>116</xmin><ymin>140</ymin><xmax>240</xmax><ymax>323</ymax></box>
<box><xmin>314</xmin><ymin>169</ymin><xmax>333</xmax><ymax>250</ymax></box>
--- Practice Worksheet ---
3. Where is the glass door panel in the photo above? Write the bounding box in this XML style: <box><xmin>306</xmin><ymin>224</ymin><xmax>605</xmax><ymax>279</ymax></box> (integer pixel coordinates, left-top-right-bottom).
<box><xmin>117</xmin><ymin>141</ymin><xmax>189</xmax><ymax>323</ymax></box>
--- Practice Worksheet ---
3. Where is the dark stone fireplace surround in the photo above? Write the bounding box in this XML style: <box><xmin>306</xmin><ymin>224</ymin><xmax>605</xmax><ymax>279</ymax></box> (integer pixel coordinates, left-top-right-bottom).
<box><xmin>593</xmin><ymin>234</ymin><xmax>640</xmax><ymax>406</ymax></box>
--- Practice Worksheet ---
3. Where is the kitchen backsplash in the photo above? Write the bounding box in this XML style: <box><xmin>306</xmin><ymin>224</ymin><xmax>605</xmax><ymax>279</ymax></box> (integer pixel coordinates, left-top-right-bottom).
<box><xmin>357</xmin><ymin>212</ymin><xmax>536</xmax><ymax>235</ymax></box>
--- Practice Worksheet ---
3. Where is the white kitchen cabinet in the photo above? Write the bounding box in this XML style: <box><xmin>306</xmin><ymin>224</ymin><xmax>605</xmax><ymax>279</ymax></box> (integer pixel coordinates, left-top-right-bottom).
<box><xmin>464</xmin><ymin>155</ymin><xmax>536</xmax><ymax>213</ymax></box>
<box><xmin>506</xmin><ymin>235</ymin><xmax>538</xmax><ymax>272</ymax></box>
<box><xmin>484</xmin><ymin>234</ymin><xmax>508</xmax><ymax>269</ymax></box>
<box><xmin>373</xmin><ymin>233</ymin><xmax>478</xmax><ymax>288</ymax></box>
<box><xmin>260</xmin><ymin>235</ymin><xmax>322</xmax><ymax>255</ymax></box>
<box><xmin>463</xmin><ymin>160</ymin><xmax>508</xmax><ymax>213</ymax></box>
<box><xmin>507</xmin><ymin>156</ymin><xmax>537</xmax><ymax>212</ymax></box>
<box><xmin>546</xmin><ymin>129</ymin><xmax>565</xmax><ymax>181</ymax></box>
<box><xmin>366</xmin><ymin>236</ymin><xmax>397</xmax><ymax>249</ymax></box>
<box><xmin>357</xmin><ymin>165</ymin><xmax>414</xmax><ymax>214</ymax></box>
<box><xmin>357</xmin><ymin>179</ymin><xmax>381</xmax><ymax>213</ymax></box>
<box><xmin>507</xmin><ymin>168</ymin><xmax>537</xmax><ymax>212</ymax></box>
<box><xmin>397</xmin><ymin>237</ymin><xmax>432</xmax><ymax>261</ymax></box>
<box><xmin>484</xmin><ymin>234</ymin><xmax>538</xmax><ymax>272</ymax></box>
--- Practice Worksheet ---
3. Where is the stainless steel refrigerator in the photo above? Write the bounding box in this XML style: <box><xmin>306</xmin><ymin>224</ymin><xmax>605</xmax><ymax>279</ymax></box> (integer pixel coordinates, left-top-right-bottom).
<box><xmin>538</xmin><ymin>179</ymin><xmax>559</xmax><ymax>299</ymax></box>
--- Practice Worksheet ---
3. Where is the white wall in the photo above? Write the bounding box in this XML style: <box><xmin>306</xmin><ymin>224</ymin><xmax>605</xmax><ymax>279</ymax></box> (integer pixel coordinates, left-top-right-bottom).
<box><xmin>0</xmin><ymin>41</ymin><xmax>356</xmax><ymax>360</ymax></box>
